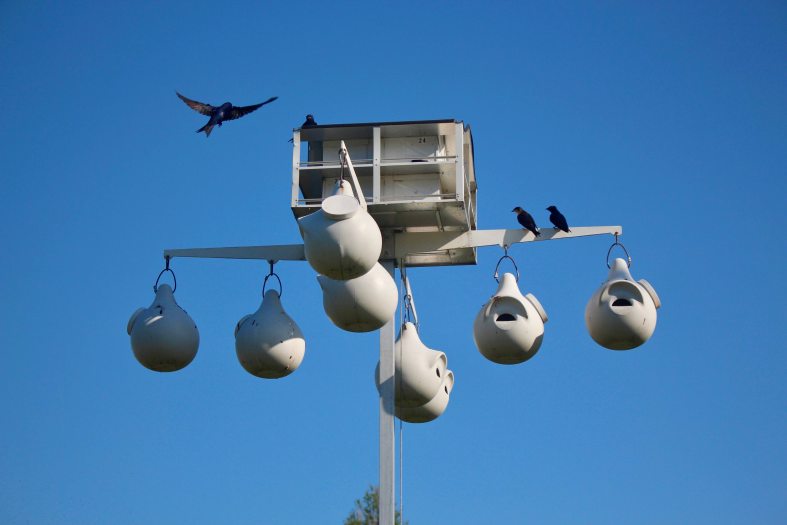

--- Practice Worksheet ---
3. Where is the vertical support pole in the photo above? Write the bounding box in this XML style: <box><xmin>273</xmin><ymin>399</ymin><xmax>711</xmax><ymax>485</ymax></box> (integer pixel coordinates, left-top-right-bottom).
<box><xmin>454</xmin><ymin>122</ymin><xmax>465</xmax><ymax>202</ymax></box>
<box><xmin>291</xmin><ymin>130</ymin><xmax>301</xmax><ymax>207</ymax></box>
<box><xmin>379</xmin><ymin>259</ymin><xmax>396</xmax><ymax>525</ymax></box>
<box><xmin>373</xmin><ymin>126</ymin><xmax>381</xmax><ymax>204</ymax></box>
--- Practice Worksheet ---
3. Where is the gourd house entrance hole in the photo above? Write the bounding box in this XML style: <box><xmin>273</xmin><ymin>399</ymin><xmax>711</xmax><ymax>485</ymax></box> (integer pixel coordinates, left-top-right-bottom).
<box><xmin>612</xmin><ymin>298</ymin><xmax>633</xmax><ymax>307</ymax></box>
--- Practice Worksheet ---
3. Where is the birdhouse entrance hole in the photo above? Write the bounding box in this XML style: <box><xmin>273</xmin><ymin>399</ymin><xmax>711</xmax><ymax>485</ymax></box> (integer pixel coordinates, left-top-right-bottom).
<box><xmin>612</xmin><ymin>298</ymin><xmax>633</xmax><ymax>307</ymax></box>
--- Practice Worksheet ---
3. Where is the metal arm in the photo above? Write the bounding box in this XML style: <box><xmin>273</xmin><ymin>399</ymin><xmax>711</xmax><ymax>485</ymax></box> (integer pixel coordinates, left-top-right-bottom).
<box><xmin>393</xmin><ymin>226</ymin><xmax>622</xmax><ymax>257</ymax></box>
<box><xmin>340</xmin><ymin>140</ymin><xmax>367</xmax><ymax>210</ymax></box>
<box><xmin>163</xmin><ymin>243</ymin><xmax>305</xmax><ymax>261</ymax></box>
<box><xmin>162</xmin><ymin>227</ymin><xmax>622</xmax><ymax>262</ymax></box>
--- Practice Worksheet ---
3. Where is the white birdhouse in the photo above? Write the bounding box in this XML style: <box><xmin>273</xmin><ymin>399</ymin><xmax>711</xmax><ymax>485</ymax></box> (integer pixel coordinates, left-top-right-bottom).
<box><xmin>291</xmin><ymin>120</ymin><xmax>478</xmax><ymax>268</ymax></box>
<box><xmin>317</xmin><ymin>262</ymin><xmax>398</xmax><ymax>332</ymax></box>
<box><xmin>585</xmin><ymin>258</ymin><xmax>661</xmax><ymax>350</ymax></box>
<box><xmin>473</xmin><ymin>272</ymin><xmax>548</xmax><ymax>364</ymax></box>
<box><xmin>235</xmin><ymin>290</ymin><xmax>305</xmax><ymax>379</ymax></box>
<box><xmin>393</xmin><ymin>322</ymin><xmax>448</xmax><ymax>408</ymax></box>
<box><xmin>396</xmin><ymin>369</ymin><xmax>454</xmax><ymax>424</ymax></box>
<box><xmin>127</xmin><ymin>284</ymin><xmax>199</xmax><ymax>372</ymax></box>
<box><xmin>297</xmin><ymin>181</ymin><xmax>382</xmax><ymax>280</ymax></box>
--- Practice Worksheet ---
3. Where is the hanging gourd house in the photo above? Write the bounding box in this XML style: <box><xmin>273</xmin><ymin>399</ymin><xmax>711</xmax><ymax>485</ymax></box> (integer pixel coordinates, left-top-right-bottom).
<box><xmin>291</xmin><ymin>119</ymin><xmax>478</xmax><ymax>267</ymax></box>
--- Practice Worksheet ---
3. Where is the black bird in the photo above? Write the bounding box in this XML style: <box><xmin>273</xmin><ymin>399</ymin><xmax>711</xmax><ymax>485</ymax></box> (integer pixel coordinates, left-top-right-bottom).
<box><xmin>301</xmin><ymin>114</ymin><xmax>317</xmax><ymax>128</ymax></box>
<box><xmin>288</xmin><ymin>114</ymin><xmax>318</xmax><ymax>143</ymax></box>
<box><xmin>176</xmin><ymin>92</ymin><xmax>278</xmax><ymax>137</ymax></box>
<box><xmin>512</xmin><ymin>206</ymin><xmax>541</xmax><ymax>237</ymax></box>
<box><xmin>547</xmin><ymin>205</ymin><xmax>571</xmax><ymax>232</ymax></box>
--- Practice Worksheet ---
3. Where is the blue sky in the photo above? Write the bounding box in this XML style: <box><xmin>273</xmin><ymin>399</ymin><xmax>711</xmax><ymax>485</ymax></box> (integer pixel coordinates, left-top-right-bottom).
<box><xmin>1</xmin><ymin>1</ymin><xmax>785</xmax><ymax>523</ymax></box>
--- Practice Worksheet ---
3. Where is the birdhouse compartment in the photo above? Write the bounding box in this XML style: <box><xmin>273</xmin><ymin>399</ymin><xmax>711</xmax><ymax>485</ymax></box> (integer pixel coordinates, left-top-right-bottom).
<box><xmin>291</xmin><ymin>119</ymin><xmax>477</xmax><ymax>267</ymax></box>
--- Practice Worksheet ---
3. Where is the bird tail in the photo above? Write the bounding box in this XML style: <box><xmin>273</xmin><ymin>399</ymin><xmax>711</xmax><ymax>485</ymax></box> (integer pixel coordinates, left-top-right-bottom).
<box><xmin>197</xmin><ymin>124</ymin><xmax>214</xmax><ymax>137</ymax></box>
<box><xmin>535</xmin><ymin>230</ymin><xmax>541</xmax><ymax>237</ymax></box>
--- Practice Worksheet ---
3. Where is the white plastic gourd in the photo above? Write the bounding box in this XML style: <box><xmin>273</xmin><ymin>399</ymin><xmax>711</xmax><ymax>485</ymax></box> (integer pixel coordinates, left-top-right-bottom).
<box><xmin>235</xmin><ymin>289</ymin><xmax>305</xmax><ymax>379</ymax></box>
<box><xmin>396</xmin><ymin>369</ymin><xmax>454</xmax><ymax>424</ymax></box>
<box><xmin>585</xmin><ymin>257</ymin><xmax>661</xmax><ymax>350</ymax></box>
<box><xmin>298</xmin><ymin>180</ymin><xmax>382</xmax><ymax>280</ymax></box>
<box><xmin>473</xmin><ymin>272</ymin><xmax>548</xmax><ymax>364</ymax></box>
<box><xmin>394</xmin><ymin>322</ymin><xmax>447</xmax><ymax>408</ymax></box>
<box><xmin>317</xmin><ymin>262</ymin><xmax>398</xmax><ymax>332</ymax></box>
<box><xmin>127</xmin><ymin>284</ymin><xmax>199</xmax><ymax>372</ymax></box>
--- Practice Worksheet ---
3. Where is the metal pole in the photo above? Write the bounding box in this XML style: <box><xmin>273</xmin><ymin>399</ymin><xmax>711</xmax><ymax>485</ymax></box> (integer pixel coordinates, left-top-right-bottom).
<box><xmin>379</xmin><ymin>260</ymin><xmax>396</xmax><ymax>525</ymax></box>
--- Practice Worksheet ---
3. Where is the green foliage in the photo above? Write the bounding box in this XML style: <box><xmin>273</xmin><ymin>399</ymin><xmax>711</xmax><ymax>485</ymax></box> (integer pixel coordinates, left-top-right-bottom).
<box><xmin>344</xmin><ymin>485</ymin><xmax>406</xmax><ymax>525</ymax></box>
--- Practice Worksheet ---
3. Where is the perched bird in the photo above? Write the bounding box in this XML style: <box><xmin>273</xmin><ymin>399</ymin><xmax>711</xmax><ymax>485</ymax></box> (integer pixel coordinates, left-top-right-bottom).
<box><xmin>176</xmin><ymin>92</ymin><xmax>278</xmax><ymax>137</ymax></box>
<box><xmin>512</xmin><ymin>207</ymin><xmax>541</xmax><ymax>237</ymax></box>
<box><xmin>288</xmin><ymin>114</ymin><xmax>318</xmax><ymax>143</ymax></box>
<box><xmin>547</xmin><ymin>205</ymin><xmax>571</xmax><ymax>232</ymax></box>
<box><xmin>301</xmin><ymin>114</ymin><xmax>317</xmax><ymax>128</ymax></box>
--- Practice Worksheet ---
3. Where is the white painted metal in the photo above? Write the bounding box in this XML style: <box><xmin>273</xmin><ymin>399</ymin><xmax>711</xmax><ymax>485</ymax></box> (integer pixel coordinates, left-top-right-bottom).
<box><xmin>163</xmin><ymin>244</ymin><xmax>305</xmax><ymax>261</ymax></box>
<box><xmin>128</xmin><ymin>284</ymin><xmax>199</xmax><ymax>372</ymax></box>
<box><xmin>291</xmin><ymin>130</ymin><xmax>301</xmax><ymax>207</ymax></box>
<box><xmin>393</xmin><ymin>226</ymin><xmax>622</xmax><ymax>260</ymax></box>
<box><xmin>316</xmin><ymin>262</ymin><xmax>398</xmax><ymax>332</ymax></box>
<box><xmin>339</xmin><ymin>140</ymin><xmax>367</xmax><ymax>210</ymax></box>
<box><xmin>161</xmin><ymin>227</ymin><xmax>621</xmax><ymax>263</ymax></box>
<box><xmin>291</xmin><ymin>120</ymin><xmax>477</xmax><ymax>242</ymax></box>
<box><xmin>394</xmin><ymin>322</ymin><xmax>448</xmax><ymax>408</ymax></box>
<box><xmin>379</xmin><ymin>260</ymin><xmax>396</xmax><ymax>525</ymax></box>
<box><xmin>234</xmin><ymin>290</ymin><xmax>305</xmax><ymax>379</ymax></box>
<box><xmin>585</xmin><ymin>258</ymin><xmax>660</xmax><ymax>350</ymax></box>
<box><xmin>473</xmin><ymin>272</ymin><xmax>548</xmax><ymax>365</ymax></box>
<box><xmin>454</xmin><ymin>123</ymin><xmax>464</xmax><ymax>202</ymax></box>
<box><xmin>373</xmin><ymin>127</ymin><xmax>381</xmax><ymax>203</ymax></box>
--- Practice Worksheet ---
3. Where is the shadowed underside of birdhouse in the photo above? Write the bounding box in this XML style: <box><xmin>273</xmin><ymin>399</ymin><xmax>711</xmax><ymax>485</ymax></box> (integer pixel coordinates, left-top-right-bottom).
<box><xmin>291</xmin><ymin>119</ymin><xmax>478</xmax><ymax>267</ymax></box>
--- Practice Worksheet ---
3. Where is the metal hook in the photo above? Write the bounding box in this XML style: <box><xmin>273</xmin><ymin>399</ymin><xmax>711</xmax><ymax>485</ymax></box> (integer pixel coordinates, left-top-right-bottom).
<box><xmin>400</xmin><ymin>263</ymin><xmax>419</xmax><ymax>330</ymax></box>
<box><xmin>154</xmin><ymin>256</ymin><xmax>177</xmax><ymax>293</ymax></box>
<box><xmin>262</xmin><ymin>260</ymin><xmax>283</xmax><ymax>296</ymax></box>
<box><xmin>606</xmin><ymin>233</ymin><xmax>632</xmax><ymax>268</ymax></box>
<box><xmin>338</xmin><ymin>148</ymin><xmax>346</xmax><ymax>182</ymax></box>
<box><xmin>494</xmin><ymin>245</ymin><xmax>520</xmax><ymax>282</ymax></box>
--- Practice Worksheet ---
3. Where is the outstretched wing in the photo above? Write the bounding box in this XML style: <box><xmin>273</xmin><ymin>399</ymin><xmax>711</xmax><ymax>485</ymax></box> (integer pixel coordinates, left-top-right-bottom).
<box><xmin>176</xmin><ymin>92</ymin><xmax>215</xmax><ymax>116</ymax></box>
<box><xmin>226</xmin><ymin>96</ymin><xmax>278</xmax><ymax>121</ymax></box>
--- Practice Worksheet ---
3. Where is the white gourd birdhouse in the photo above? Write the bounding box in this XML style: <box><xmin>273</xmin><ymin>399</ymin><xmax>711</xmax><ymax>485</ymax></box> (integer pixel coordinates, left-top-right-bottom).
<box><xmin>585</xmin><ymin>258</ymin><xmax>661</xmax><ymax>350</ymax></box>
<box><xmin>394</xmin><ymin>322</ymin><xmax>448</xmax><ymax>408</ymax></box>
<box><xmin>317</xmin><ymin>262</ymin><xmax>398</xmax><ymax>332</ymax></box>
<box><xmin>297</xmin><ymin>181</ymin><xmax>382</xmax><ymax>280</ymax></box>
<box><xmin>235</xmin><ymin>290</ymin><xmax>305</xmax><ymax>379</ymax></box>
<box><xmin>396</xmin><ymin>369</ymin><xmax>454</xmax><ymax>424</ymax></box>
<box><xmin>127</xmin><ymin>284</ymin><xmax>199</xmax><ymax>372</ymax></box>
<box><xmin>473</xmin><ymin>272</ymin><xmax>548</xmax><ymax>364</ymax></box>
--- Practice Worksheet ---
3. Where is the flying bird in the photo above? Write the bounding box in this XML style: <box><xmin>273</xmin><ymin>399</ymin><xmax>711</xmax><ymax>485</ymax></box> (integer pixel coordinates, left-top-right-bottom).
<box><xmin>512</xmin><ymin>207</ymin><xmax>541</xmax><ymax>237</ymax></box>
<box><xmin>547</xmin><ymin>205</ymin><xmax>571</xmax><ymax>232</ymax></box>
<box><xmin>301</xmin><ymin>114</ymin><xmax>317</xmax><ymax>128</ymax></box>
<box><xmin>176</xmin><ymin>92</ymin><xmax>278</xmax><ymax>137</ymax></box>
